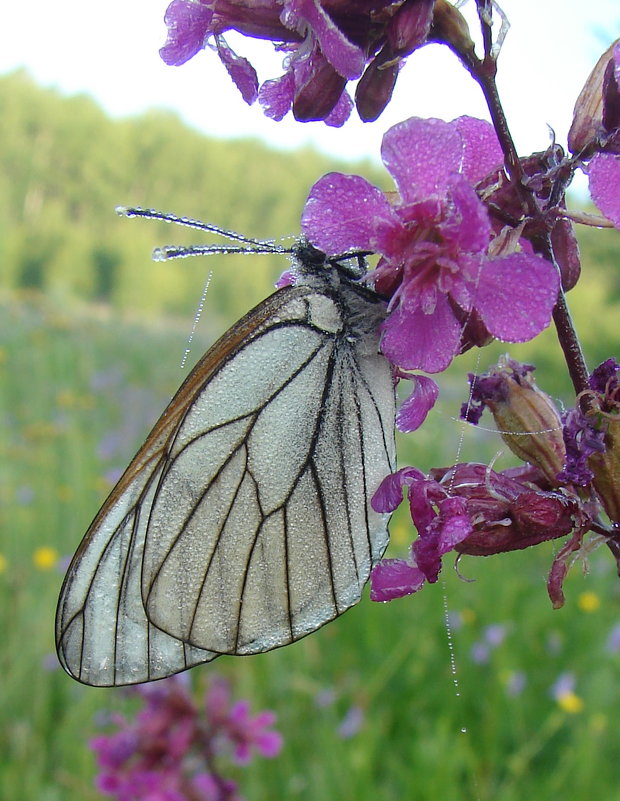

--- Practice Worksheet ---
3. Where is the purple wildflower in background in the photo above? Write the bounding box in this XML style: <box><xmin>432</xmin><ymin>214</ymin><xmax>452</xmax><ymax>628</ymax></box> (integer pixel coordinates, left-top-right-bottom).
<box><xmin>505</xmin><ymin>671</ymin><xmax>527</xmax><ymax>697</ymax></box>
<box><xmin>550</xmin><ymin>671</ymin><xmax>577</xmax><ymax>701</ymax></box>
<box><xmin>469</xmin><ymin>641</ymin><xmax>491</xmax><ymax>665</ymax></box>
<box><xmin>15</xmin><ymin>485</ymin><xmax>35</xmax><ymax>505</ymax></box>
<box><xmin>337</xmin><ymin>705</ymin><xmax>364</xmax><ymax>739</ymax></box>
<box><xmin>205</xmin><ymin>677</ymin><xmax>283</xmax><ymax>765</ymax></box>
<box><xmin>301</xmin><ymin>116</ymin><xmax>560</xmax><ymax>376</ymax></box>
<box><xmin>606</xmin><ymin>622</ymin><xmax>620</xmax><ymax>653</ymax></box>
<box><xmin>160</xmin><ymin>0</ymin><xmax>436</xmax><ymax>124</ymax></box>
<box><xmin>91</xmin><ymin>676</ymin><xmax>282</xmax><ymax>801</ymax></box>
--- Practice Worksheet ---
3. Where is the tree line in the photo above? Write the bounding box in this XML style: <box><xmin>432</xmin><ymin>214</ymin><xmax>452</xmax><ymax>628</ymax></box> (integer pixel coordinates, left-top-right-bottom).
<box><xmin>1</xmin><ymin>68</ymin><xmax>618</xmax><ymax>369</ymax></box>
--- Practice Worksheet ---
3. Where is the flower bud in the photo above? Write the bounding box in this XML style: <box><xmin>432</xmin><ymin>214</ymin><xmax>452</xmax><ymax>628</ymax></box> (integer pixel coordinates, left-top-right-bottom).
<box><xmin>568</xmin><ymin>39</ymin><xmax>620</xmax><ymax>153</ymax></box>
<box><xmin>430</xmin><ymin>0</ymin><xmax>475</xmax><ymax>57</ymax></box>
<box><xmin>462</xmin><ymin>358</ymin><xmax>566</xmax><ymax>485</ymax></box>
<box><xmin>588</xmin><ymin>422</ymin><xmax>620</xmax><ymax>523</ymax></box>
<box><xmin>583</xmin><ymin>359</ymin><xmax>620</xmax><ymax>523</ymax></box>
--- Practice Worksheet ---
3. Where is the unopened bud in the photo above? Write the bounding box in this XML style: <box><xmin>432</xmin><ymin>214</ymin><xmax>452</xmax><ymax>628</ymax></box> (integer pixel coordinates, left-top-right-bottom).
<box><xmin>430</xmin><ymin>0</ymin><xmax>475</xmax><ymax>58</ymax></box>
<box><xmin>589</xmin><ymin>419</ymin><xmax>620</xmax><ymax>523</ymax></box>
<box><xmin>568</xmin><ymin>39</ymin><xmax>620</xmax><ymax>153</ymax></box>
<box><xmin>462</xmin><ymin>358</ymin><xmax>566</xmax><ymax>484</ymax></box>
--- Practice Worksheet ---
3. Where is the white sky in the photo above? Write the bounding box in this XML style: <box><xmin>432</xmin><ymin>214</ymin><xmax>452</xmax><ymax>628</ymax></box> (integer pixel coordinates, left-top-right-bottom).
<box><xmin>1</xmin><ymin>1</ymin><xmax>619</xmax><ymax>165</ymax></box>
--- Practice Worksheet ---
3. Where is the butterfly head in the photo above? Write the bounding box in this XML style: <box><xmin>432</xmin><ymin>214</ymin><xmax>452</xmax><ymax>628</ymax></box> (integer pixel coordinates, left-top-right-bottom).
<box><xmin>292</xmin><ymin>239</ymin><xmax>372</xmax><ymax>284</ymax></box>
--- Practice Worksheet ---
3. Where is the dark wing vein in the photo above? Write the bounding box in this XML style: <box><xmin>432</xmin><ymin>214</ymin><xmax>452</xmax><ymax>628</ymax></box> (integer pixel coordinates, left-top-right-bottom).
<box><xmin>143</xmin><ymin>334</ymin><xmax>327</xmax><ymax>601</ymax></box>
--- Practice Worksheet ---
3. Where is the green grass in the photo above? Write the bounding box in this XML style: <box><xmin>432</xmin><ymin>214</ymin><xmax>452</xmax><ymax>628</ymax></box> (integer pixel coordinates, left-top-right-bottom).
<box><xmin>3</xmin><ymin>290</ymin><xmax>620</xmax><ymax>801</ymax></box>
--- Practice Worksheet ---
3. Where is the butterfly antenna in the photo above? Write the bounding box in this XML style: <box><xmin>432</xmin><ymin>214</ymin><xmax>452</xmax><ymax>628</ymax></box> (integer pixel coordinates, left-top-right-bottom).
<box><xmin>116</xmin><ymin>206</ymin><xmax>284</xmax><ymax>249</ymax></box>
<box><xmin>153</xmin><ymin>244</ymin><xmax>291</xmax><ymax>261</ymax></box>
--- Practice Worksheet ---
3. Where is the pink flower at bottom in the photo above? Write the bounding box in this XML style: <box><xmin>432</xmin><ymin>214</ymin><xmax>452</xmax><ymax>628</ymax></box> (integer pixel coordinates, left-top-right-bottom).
<box><xmin>90</xmin><ymin>676</ymin><xmax>282</xmax><ymax>801</ymax></box>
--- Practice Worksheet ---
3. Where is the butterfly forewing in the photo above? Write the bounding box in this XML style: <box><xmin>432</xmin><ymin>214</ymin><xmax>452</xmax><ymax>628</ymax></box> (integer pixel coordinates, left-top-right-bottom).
<box><xmin>56</xmin><ymin>273</ymin><xmax>395</xmax><ymax>686</ymax></box>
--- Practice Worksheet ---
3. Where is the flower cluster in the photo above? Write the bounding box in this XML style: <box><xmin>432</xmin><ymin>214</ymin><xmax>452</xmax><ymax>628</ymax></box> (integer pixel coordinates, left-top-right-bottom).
<box><xmin>160</xmin><ymin>0</ymin><xmax>442</xmax><ymax>125</ymax></box>
<box><xmin>371</xmin><ymin>353</ymin><xmax>620</xmax><ymax>608</ymax></box>
<box><xmin>91</xmin><ymin>676</ymin><xmax>282</xmax><ymax>801</ymax></box>
<box><xmin>302</xmin><ymin>116</ymin><xmax>560</xmax><ymax>378</ymax></box>
<box><xmin>370</xmin><ymin>461</ymin><xmax>580</xmax><ymax>602</ymax></box>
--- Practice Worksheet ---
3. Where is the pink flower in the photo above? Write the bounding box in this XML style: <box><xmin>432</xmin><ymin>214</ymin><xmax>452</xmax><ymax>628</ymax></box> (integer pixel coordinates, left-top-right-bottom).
<box><xmin>160</xmin><ymin>0</ymin><xmax>436</xmax><ymax>124</ymax></box>
<box><xmin>227</xmin><ymin>701</ymin><xmax>283</xmax><ymax>764</ymax></box>
<box><xmin>205</xmin><ymin>678</ymin><xmax>282</xmax><ymax>765</ymax></box>
<box><xmin>370</xmin><ymin>466</ymin><xmax>472</xmax><ymax>599</ymax></box>
<box><xmin>301</xmin><ymin>116</ymin><xmax>560</xmax><ymax>374</ymax></box>
<box><xmin>90</xmin><ymin>676</ymin><xmax>282</xmax><ymax>801</ymax></box>
<box><xmin>370</xmin><ymin>462</ymin><xmax>580</xmax><ymax>602</ymax></box>
<box><xmin>395</xmin><ymin>372</ymin><xmax>439</xmax><ymax>433</ymax></box>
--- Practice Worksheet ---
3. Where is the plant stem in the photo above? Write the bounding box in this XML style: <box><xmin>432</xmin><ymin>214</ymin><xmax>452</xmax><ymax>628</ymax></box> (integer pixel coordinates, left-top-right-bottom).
<box><xmin>455</xmin><ymin>26</ymin><xmax>591</xmax><ymax>396</ymax></box>
<box><xmin>551</xmin><ymin>292</ymin><xmax>590</xmax><ymax>395</ymax></box>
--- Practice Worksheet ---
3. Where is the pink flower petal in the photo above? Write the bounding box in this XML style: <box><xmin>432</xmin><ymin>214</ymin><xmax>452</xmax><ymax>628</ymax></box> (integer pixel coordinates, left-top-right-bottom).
<box><xmin>160</xmin><ymin>0</ymin><xmax>213</xmax><ymax>66</ymax></box>
<box><xmin>301</xmin><ymin>172</ymin><xmax>396</xmax><ymax>253</ymax></box>
<box><xmin>292</xmin><ymin>50</ymin><xmax>348</xmax><ymax>122</ymax></box>
<box><xmin>275</xmin><ymin>270</ymin><xmax>295</xmax><ymax>288</ymax></box>
<box><xmin>380</xmin><ymin>295</ymin><xmax>462</xmax><ymax>373</ymax></box>
<box><xmin>455</xmin><ymin>115</ymin><xmax>504</xmax><ymax>184</ymax></box>
<box><xmin>285</xmin><ymin>0</ymin><xmax>366</xmax><ymax>79</ymax></box>
<box><xmin>396</xmin><ymin>374</ymin><xmax>439</xmax><ymax>433</ymax></box>
<box><xmin>588</xmin><ymin>151</ymin><xmax>620</xmax><ymax>228</ymax></box>
<box><xmin>324</xmin><ymin>89</ymin><xmax>354</xmax><ymax>127</ymax></box>
<box><xmin>371</xmin><ymin>467</ymin><xmax>425</xmax><ymax>513</ymax></box>
<box><xmin>446</xmin><ymin>174</ymin><xmax>491</xmax><ymax>253</ymax></box>
<box><xmin>381</xmin><ymin>117</ymin><xmax>463</xmax><ymax>203</ymax></box>
<box><xmin>369</xmin><ymin>558</ymin><xmax>426</xmax><ymax>601</ymax></box>
<box><xmin>412</xmin><ymin>497</ymin><xmax>470</xmax><ymax>583</ymax></box>
<box><xmin>474</xmin><ymin>253</ymin><xmax>560</xmax><ymax>342</ymax></box>
<box><xmin>371</xmin><ymin>473</ymin><xmax>405</xmax><ymax>513</ymax></box>
<box><xmin>259</xmin><ymin>71</ymin><xmax>294</xmax><ymax>121</ymax></box>
<box><xmin>256</xmin><ymin>729</ymin><xmax>284</xmax><ymax>758</ymax></box>
<box><xmin>406</xmin><ymin>478</ymin><xmax>441</xmax><ymax>534</ymax></box>
<box><xmin>436</xmin><ymin>497</ymin><xmax>472</xmax><ymax>550</ymax></box>
<box><xmin>215</xmin><ymin>36</ymin><xmax>258</xmax><ymax>104</ymax></box>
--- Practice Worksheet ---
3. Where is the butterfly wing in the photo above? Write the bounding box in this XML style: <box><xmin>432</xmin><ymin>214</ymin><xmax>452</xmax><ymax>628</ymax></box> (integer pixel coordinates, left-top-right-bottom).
<box><xmin>56</xmin><ymin>282</ymin><xmax>395</xmax><ymax>686</ymax></box>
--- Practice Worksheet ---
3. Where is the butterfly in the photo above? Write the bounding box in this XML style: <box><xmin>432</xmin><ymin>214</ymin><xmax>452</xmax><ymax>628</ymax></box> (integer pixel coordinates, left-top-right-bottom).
<box><xmin>56</xmin><ymin>209</ymin><xmax>396</xmax><ymax>686</ymax></box>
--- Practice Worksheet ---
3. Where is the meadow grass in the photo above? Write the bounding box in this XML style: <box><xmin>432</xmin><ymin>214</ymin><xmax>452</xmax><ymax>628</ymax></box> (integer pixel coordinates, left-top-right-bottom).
<box><xmin>3</xmin><ymin>291</ymin><xmax>620</xmax><ymax>801</ymax></box>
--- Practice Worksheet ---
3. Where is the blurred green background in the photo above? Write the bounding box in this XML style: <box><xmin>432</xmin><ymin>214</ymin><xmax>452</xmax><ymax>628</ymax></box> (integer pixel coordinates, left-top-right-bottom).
<box><xmin>3</xmin><ymin>70</ymin><xmax>620</xmax><ymax>801</ymax></box>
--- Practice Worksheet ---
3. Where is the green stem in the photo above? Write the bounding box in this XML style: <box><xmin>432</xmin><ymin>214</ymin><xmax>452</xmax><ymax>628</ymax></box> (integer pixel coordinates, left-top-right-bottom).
<box><xmin>453</xmin><ymin>24</ymin><xmax>591</xmax><ymax>395</ymax></box>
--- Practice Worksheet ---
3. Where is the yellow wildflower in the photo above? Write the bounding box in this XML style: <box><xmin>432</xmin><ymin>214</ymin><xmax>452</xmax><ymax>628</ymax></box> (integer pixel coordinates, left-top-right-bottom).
<box><xmin>461</xmin><ymin>608</ymin><xmax>476</xmax><ymax>625</ymax></box>
<box><xmin>578</xmin><ymin>592</ymin><xmax>600</xmax><ymax>613</ymax></box>
<box><xmin>57</xmin><ymin>485</ymin><xmax>74</xmax><ymax>502</ymax></box>
<box><xmin>557</xmin><ymin>691</ymin><xmax>584</xmax><ymax>714</ymax></box>
<box><xmin>33</xmin><ymin>547</ymin><xmax>59</xmax><ymax>571</ymax></box>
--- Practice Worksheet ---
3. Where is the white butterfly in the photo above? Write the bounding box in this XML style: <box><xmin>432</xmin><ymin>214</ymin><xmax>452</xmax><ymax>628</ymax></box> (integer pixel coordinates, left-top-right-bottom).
<box><xmin>56</xmin><ymin>211</ymin><xmax>396</xmax><ymax>686</ymax></box>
